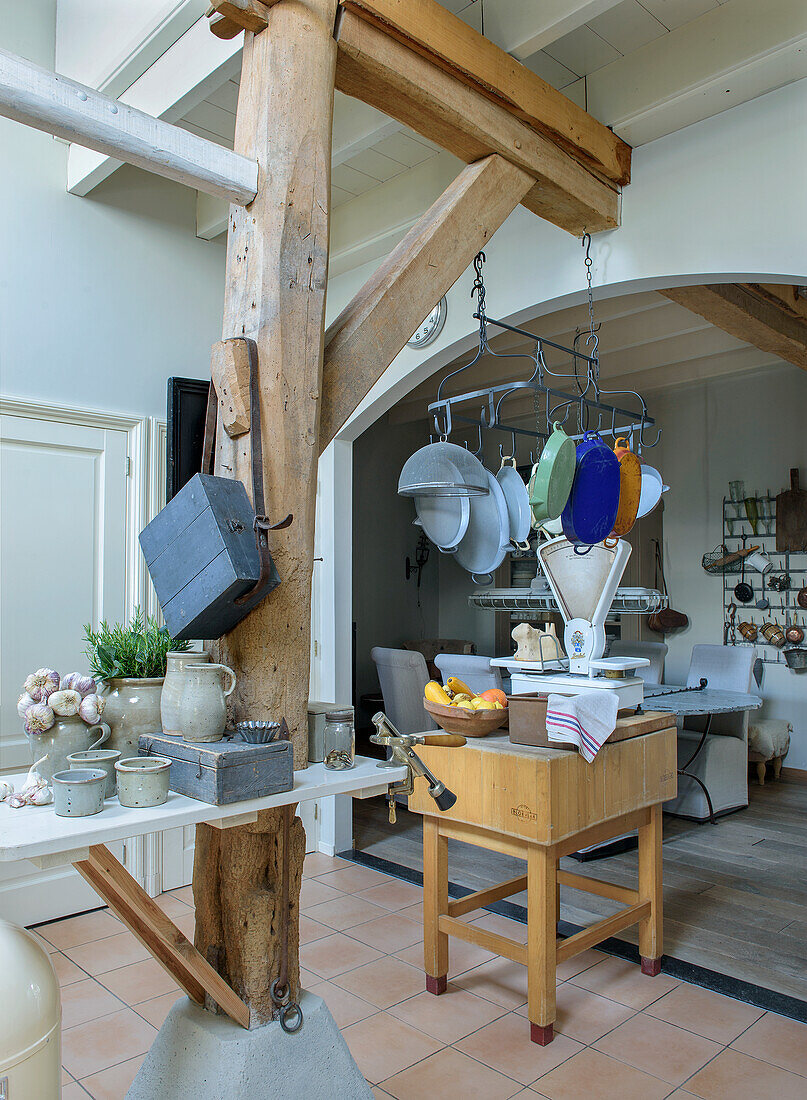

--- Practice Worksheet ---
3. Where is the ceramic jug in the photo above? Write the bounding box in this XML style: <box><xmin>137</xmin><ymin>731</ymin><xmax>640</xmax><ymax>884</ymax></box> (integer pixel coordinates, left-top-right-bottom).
<box><xmin>177</xmin><ymin>663</ymin><xmax>237</xmax><ymax>743</ymax></box>
<box><xmin>161</xmin><ymin>650</ymin><xmax>210</xmax><ymax>735</ymax></box>
<box><xmin>26</xmin><ymin>717</ymin><xmax>110</xmax><ymax>785</ymax></box>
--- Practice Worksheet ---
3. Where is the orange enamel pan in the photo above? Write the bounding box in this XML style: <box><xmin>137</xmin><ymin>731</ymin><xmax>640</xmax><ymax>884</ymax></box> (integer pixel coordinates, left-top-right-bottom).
<box><xmin>611</xmin><ymin>437</ymin><xmax>642</xmax><ymax>536</ymax></box>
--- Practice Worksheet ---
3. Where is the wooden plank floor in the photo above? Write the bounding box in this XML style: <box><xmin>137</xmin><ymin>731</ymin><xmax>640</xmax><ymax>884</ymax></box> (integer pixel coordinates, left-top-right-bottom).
<box><xmin>353</xmin><ymin>775</ymin><xmax>807</xmax><ymax>1003</ymax></box>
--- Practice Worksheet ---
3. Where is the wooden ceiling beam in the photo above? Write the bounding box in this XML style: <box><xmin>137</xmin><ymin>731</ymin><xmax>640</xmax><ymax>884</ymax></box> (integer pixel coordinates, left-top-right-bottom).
<box><xmin>661</xmin><ymin>284</ymin><xmax>807</xmax><ymax>372</ymax></box>
<box><xmin>320</xmin><ymin>153</ymin><xmax>535</xmax><ymax>450</ymax></box>
<box><xmin>341</xmin><ymin>0</ymin><xmax>631</xmax><ymax>187</ymax></box>
<box><xmin>334</xmin><ymin>11</ymin><xmax>619</xmax><ymax>236</ymax></box>
<box><xmin>0</xmin><ymin>46</ymin><xmax>256</xmax><ymax>204</ymax></box>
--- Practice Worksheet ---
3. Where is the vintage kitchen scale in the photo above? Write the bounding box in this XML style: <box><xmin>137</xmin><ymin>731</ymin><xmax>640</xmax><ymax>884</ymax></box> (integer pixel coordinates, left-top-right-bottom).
<box><xmin>492</xmin><ymin>536</ymin><xmax>651</xmax><ymax>711</ymax></box>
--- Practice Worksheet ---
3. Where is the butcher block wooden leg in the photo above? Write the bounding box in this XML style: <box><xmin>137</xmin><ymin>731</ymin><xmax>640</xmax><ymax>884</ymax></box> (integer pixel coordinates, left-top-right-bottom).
<box><xmin>528</xmin><ymin>844</ymin><xmax>557</xmax><ymax>1044</ymax></box>
<box><xmin>638</xmin><ymin>803</ymin><xmax>663</xmax><ymax>975</ymax></box>
<box><xmin>423</xmin><ymin>816</ymin><xmax>448</xmax><ymax>994</ymax></box>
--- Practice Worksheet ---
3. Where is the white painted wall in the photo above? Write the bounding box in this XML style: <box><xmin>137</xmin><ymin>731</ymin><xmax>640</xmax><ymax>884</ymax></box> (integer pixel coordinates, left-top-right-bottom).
<box><xmin>0</xmin><ymin>1</ymin><xmax>226</xmax><ymax>420</ymax></box>
<box><xmin>653</xmin><ymin>364</ymin><xmax>807</xmax><ymax>768</ymax></box>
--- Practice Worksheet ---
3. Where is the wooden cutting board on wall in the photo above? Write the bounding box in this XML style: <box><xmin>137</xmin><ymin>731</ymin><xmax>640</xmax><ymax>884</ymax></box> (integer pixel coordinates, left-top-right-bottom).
<box><xmin>776</xmin><ymin>469</ymin><xmax>807</xmax><ymax>552</ymax></box>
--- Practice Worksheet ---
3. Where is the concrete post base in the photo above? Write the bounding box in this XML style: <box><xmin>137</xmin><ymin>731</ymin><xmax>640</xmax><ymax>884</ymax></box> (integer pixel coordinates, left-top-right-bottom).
<box><xmin>126</xmin><ymin>992</ymin><xmax>371</xmax><ymax>1099</ymax></box>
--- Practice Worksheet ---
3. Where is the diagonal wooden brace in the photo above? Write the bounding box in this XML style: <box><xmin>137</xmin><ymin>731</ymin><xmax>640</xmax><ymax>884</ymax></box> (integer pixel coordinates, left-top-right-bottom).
<box><xmin>319</xmin><ymin>153</ymin><xmax>535</xmax><ymax>451</ymax></box>
<box><xmin>74</xmin><ymin>844</ymin><xmax>250</xmax><ymax>1029</ymax></box>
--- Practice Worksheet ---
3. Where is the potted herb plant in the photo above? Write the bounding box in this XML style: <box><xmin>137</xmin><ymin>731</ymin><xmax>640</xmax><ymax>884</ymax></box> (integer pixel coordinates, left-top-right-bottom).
<box><xmin>84</xmin><ymin>610</ymin><xmax>190</xmax><ymax>755</ymax></box>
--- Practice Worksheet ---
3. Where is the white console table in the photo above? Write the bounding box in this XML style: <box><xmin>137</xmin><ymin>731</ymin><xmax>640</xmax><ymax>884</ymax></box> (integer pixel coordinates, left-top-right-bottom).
<box><xmin>0</xmin><ymin>757</ymin><xmax>406</xmax><ymax>1027</ymax></box>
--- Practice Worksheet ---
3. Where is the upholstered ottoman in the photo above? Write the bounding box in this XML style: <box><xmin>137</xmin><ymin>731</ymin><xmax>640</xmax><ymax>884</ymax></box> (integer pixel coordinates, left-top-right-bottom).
<box><xmin>748</xmin><ymin>720</ymin><xmax>791</xmax><ymax>784</ymax></box>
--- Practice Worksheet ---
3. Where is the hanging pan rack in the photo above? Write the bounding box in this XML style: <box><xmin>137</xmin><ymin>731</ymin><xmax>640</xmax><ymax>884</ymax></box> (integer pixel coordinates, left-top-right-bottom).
<box><xmin>428</xmin><ymin>248</ymin><xmax>661</xmax><ymax>453</ymax></box>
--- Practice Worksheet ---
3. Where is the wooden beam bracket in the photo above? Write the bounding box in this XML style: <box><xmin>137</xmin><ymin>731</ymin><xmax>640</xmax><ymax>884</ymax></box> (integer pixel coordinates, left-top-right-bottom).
<box><xmin>207</xmin><ymin>0</ymin><xmax>274</xmax><ymax>40</ymax></box>
<box><xmin>211</xmin><ymin>338</ymin><xmax>252</xmax><ymax>438</ymax></box>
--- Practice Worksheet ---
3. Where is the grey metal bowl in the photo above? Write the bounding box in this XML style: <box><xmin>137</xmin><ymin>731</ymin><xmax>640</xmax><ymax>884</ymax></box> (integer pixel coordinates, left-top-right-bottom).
<box><xmin>235</xmin><ymin>720</ymin><xmax>281</xmax><ymax>744</ymax></box>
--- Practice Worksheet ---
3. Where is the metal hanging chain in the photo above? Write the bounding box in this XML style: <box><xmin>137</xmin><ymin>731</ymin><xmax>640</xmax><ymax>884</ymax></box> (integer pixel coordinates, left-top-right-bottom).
<box><xmin>471</xmin><ymin>250</ymin><xmax>487</xmax><ymax>345</ymax></box>
<box><xmin>582</xmin><ymin>232</ymin><xmax>598</xmax><ymax>357</ymax></box>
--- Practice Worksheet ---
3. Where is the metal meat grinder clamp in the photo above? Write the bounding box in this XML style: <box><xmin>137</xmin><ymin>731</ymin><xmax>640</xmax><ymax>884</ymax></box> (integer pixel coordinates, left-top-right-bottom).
<box><xmin>370</xmin><ymin>712</ymin><xmax>465</xmax><ymax>824</ymax></box>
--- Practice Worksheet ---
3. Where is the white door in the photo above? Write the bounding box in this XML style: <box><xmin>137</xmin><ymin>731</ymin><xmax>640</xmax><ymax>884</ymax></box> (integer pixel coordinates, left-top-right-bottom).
<box><xmin>0</xmin><ymin>408</ymin><xmax>130</xmax><ymax>924</ymax></box>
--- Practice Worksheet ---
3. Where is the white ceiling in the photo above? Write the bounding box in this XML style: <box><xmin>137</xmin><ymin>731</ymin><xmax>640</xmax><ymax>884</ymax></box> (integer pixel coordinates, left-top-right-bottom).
<box><xmin>178</xmin><ymin>0</ymin><xmax>727</xmax><ymax>211</ymax></box>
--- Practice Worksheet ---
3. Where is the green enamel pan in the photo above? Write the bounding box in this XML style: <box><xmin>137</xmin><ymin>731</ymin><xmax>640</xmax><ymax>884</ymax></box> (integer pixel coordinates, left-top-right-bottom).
<box><xmin>528</xmin><ymin>422</ymin><xmax>576</xmax><ymax>523</ymax></box>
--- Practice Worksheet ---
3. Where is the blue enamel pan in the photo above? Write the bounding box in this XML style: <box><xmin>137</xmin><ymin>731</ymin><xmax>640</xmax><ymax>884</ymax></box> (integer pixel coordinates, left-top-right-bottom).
<box><xmin>561</xmin><ymin>433</ymin><xmax>621</xmax><ymax>546</ymax></box>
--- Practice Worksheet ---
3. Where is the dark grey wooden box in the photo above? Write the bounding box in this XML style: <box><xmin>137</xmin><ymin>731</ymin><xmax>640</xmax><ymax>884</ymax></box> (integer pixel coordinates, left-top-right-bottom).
<box><xmin>139</xmin><ymin>473</ymin><xmax>280</xmax><ymax>640</ymax></box>
<box><xmin>139</xmin><ymin>731</ymin><xmax>293</xmax><ymax>805</ymax></box>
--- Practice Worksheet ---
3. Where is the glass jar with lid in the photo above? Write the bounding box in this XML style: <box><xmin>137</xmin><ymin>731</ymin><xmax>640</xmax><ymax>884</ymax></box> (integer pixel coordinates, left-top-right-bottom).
<box><xmin>323</xmin><ymin>708</ymin><xmax>355</xmax><ymax>770</ymax></box>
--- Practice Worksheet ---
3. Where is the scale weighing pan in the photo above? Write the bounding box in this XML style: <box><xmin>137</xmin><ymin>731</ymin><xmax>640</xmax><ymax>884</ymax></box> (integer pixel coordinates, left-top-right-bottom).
<box><xmin>453</xmin><ymin>469</ymin><xmax>510</xmax><ymax>581</ymax></box>
<box><xmin>414</xmin><ymin>458</ymin><xmax>470</xmax><ymax>551</ymax></box>
<box><xmin>538</xmin><ymin>537</ymin><xmax>628</xmax><ymax>623</ymax></box>
<box><xmin>537</xmin><ymin>535</ymin><xmax>632</xmax><ymax>674</ymax></box>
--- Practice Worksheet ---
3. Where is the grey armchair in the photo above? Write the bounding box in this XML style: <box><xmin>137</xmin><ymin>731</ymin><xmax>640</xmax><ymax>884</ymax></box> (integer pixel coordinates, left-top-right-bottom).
<box><xmin>433</xmin><ymin>653</ymin><xmax>504</xmax><ymax>696</ymax></box>
<box><xmin>665</xmin><ymin>644</ymin><xmax>756</xmax><ymax>820</ymax></box>
<box><xmin>371</xmin><ymin>647</ymin><xmax>437</xmax><ymax>735</ymax></box>
<box><xmin>608</xmin><ymin>640</ymin><xmax>667</xmax><ymax>684</ymax></box>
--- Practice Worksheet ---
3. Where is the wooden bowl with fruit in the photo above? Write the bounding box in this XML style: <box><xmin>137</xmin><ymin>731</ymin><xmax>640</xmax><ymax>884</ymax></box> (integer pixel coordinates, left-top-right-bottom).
<box><xmin>423</xmin><ymin>681</ymin><xmax>508</xmax><ymax>738</ymax></box>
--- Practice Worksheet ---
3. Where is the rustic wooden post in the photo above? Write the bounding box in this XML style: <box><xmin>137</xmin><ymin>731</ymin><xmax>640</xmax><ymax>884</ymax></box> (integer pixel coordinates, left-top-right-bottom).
<box><xmin>193</xmin><ymin>0</ymin><xmax>338</xmax><ymax>1027</ymax></box>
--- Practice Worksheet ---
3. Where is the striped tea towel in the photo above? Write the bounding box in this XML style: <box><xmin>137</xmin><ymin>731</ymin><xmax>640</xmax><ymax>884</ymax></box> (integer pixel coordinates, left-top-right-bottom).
<box><xmin>545</xmin><ymin>691</ymin><xmax>619</xmax><ymax>763</ymax></box>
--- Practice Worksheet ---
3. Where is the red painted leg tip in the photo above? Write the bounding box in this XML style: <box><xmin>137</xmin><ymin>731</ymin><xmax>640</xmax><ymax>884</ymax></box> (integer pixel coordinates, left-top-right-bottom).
<box><xmin>426</xmin><ymin>975</ymin><xmax>447</xmax><ymax>995</ymax></box>
<box><xmin>530</xmin><ymin>1023</ymin><xmax>554</xmax><ymax>1046</ymax></box>
<box><xmin>641</xmin><ymin>957</ymin><xmax>662</xmax><ymax>976</ymax></box>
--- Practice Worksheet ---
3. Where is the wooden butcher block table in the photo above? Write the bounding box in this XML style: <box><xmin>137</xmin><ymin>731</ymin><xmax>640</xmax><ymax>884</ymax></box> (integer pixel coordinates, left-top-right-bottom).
<box><xmin>407</xmin><ymin>713</ymin><xmax>677</xmax><ymax>1045</ymax></box>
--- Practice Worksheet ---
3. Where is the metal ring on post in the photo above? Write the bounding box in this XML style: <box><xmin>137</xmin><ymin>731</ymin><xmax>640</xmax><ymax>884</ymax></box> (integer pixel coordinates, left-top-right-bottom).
<box><xmin>270</xmin><ymin>979</ymin><xmax>290</xmax><ymax>1007</ymax></box>
<box><xmin>279</xmin><ymin>1000</ymin><xmax>304</xmax><ymax>1033</ymax></box>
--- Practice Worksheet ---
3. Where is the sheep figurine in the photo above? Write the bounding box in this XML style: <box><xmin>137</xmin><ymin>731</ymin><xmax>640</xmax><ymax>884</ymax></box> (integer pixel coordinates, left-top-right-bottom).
<box><xmin>512</xmin><ymin>622</ymin><xmax>565</xmax><ymax>664</ymax></box>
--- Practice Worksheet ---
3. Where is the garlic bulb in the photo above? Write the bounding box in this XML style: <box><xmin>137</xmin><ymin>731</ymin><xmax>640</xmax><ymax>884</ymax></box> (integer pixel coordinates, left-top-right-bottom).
<box><xmin>23</xmin><ymin>673</ymin><xmax>42</xmax><ymax>701</ymax></box>
<box><xmin>24</xmin><ymin>668</ymin><xmax>60</xmax><ymax>702</ymax></box>
<box><xmin>49</xmin><ymin>689</ymin><xmax>82</xmax><ymax>717</ymax></box>
<box><xmin>5</xmin><ymin>758</ymin><xmax>53</xmax><ymax>809</ymax></box>
<box><xmin>61</xmin><ymin>673</ymin><xmax>97</xmax><ymax>697</ymax></box>
<box><xmin>25</xmin><ymin>703</ymin><xmax>55</xmax><ymax>732</ymax></box>
<box><xmin>17</xmin><ymin>692</ymin><xmax>36</xmax><ymax>719</ymax></box>
<box><xmin>27</xmin><ymin>784</ymin><xmax>53</xmax><ymax>806</ymax></box>
<box><xmin>79</xmin><ymin>693</ymin><xmax>105</xmax><ymax>724</ymax></box>
<box><xmin>0</xmin><ymin>780</ymin><xmax>13</xmax><ymax>802</ymax></box>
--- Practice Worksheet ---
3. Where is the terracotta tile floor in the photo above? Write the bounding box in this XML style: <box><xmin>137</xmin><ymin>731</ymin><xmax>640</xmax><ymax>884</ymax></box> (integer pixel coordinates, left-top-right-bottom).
<box><xmin>33</xmin><ymin>854</ymin><xmax>807</xmax><ymax>1099</ymax></box>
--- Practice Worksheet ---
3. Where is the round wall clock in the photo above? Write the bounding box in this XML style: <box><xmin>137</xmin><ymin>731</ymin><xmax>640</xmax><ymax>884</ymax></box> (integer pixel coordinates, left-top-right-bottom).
<box><xmin>407</xmin><ymin>297</ymin><xmax>447</xmax><ymax>349</ymax></box>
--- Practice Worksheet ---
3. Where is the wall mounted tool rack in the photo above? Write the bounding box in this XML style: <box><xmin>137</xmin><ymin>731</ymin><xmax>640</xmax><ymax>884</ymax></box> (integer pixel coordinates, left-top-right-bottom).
<box><xmin>719</xmin><ymin>495</ymin><xmax>807</xmax><ymax>667</ymax></box>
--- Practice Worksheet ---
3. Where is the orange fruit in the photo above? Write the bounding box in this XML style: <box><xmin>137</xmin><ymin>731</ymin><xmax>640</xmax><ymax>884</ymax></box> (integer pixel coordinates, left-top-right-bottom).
<box><xmin>480</xmin><ymin>688</ymin><xmax>507</xmax><ymax>707</ymax></box>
